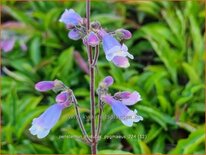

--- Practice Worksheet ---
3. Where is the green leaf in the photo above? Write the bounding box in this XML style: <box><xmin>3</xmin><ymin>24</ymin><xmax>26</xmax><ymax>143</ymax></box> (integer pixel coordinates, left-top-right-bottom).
<box><xmin>16</xmin><ymin>107</ymin><xmax>46</xmax><ymax>138</ymax></box>
<box><xmin>51</xmin><ymin>47</ymin><xmax>74</xmax><ymax>79</ymax></box>
<box><xmin>157</xmin><ymin>95</ymin><xmax>172</xmax><ymax>113</ymax></box>
<box><xmin>137</xmin><ymin>105</ymin><xmax>176</xmax><ymax>130</ymax></box>
<box><xmin>169</xmin><ymin>127</ymin><xmax>205</xmax><ymax>154</ymax></box>
<box><xmin>145</xmin><ymin>124</ymin><xmax>163</xmax><ymax>143</ymax></box>
<box><xmin>152</xmin><ymin>135</ymin><xmax>165</xmax><ymax>153</ymax></box>
<box><xmin>33</xmin><ymin>143</ymin><xmax>53</xmax><ymax>154</ymax></box>
<box><xmin>30</xmin><ymin>37</ymin><xmax>41</xmax><ymax>65</ymax></box>
<box><xmin>182</xmin><ymin>62</ymin><xmax>201</xmax><ymax>84</ymax></box>
<box><xmin>139</xmin><ymin>141</ymin><xmax>151</xmax><ymax>154</ymax></box>
<box><xmin>4</xmin><ymin>6</ymin><xmax>36</xmax><ymax>26</ymax></box>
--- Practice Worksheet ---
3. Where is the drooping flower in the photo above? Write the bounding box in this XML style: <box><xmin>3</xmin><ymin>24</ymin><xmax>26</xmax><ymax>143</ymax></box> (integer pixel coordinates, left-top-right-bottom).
<box><xmin>114</xmin><ymin>91</ymin><xmax>141</xmax><ymax>105</ymax></box>
<box><xmin>99</xmin><ymin>29</ymin><xmax>134</xmax><ymax>68</ymax></box>
<box><xmin>29</xmin><ymin>91</ymin><xmax>72</xmax><ymax>139</ymax></box>
<box><xmin>59</xmin><ymin>9</ymin><xmax>83</xmax><ymax>29</ymax></box>
<box><xmin>102</xmin><ymin>94</ymin><xmax>143</xmax><ymax>127</ymax></box>
<box><xmin>0</xmin><ymin>38</ymin><xmax>15</xmax><ymax>53</ymax></box>
<box><xmin>29</xmin><ymin>103</ymin><xmax>64</xmax><ymax>138</ymax></box>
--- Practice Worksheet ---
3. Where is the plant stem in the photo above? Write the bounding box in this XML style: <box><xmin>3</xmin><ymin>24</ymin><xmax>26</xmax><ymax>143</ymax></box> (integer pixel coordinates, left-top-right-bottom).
<box><xmin>96</xmin><ymin>96</ymin><xmax>103</xmax><ymax>139</ymax></box>
<box><xmin>92</xmin><ymin>45</ymin><xmax>99</xmax><ymax>67</ymax></box>
<box><xmin>90</xmin><ymin>58</ymin><xmax>96</xmax><ymax>154</ymax></box>
<box><xmin>72</xmin><ymin>93</ymin><xmax>91</xmax><ymax>144</ymax></box>
<box><xmin>86</xmin><ymin>0</ymin><xmax>97</xmax><ymax>154</ymax></box>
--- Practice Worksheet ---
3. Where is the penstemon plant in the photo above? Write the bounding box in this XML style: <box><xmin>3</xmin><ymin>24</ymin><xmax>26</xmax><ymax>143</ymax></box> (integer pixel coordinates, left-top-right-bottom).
<box><xmin>29</xmin><ymin>0</ymin><xmax>143</xmax><ymax>154</ymax></box>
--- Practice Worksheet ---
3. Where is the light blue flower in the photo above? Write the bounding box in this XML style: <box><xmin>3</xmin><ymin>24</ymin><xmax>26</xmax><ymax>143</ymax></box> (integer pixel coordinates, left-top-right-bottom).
<box><xmin>99</xmin><ymin>29</ymin><xmax>133</xmax><ymax>68</ymax></box>
<box><xmin>102</xmin><ymin>95</ymin><xmax>143</xmax><ymax>127</ymax></box>
<box><xmin>59</xmin><ymin>9</ymin><xmax>83</xmax><ymax>29</ymax></box>
<box><xmin>102</xmin><ymin>34</ymin><xmax>133</xmax><ymax>61</ymax></box>
<box><xmin>29</xmin><ymin>104</ymin><xmax>64</xmax><ymax>139</ymax></box>
<box><xmin>29</xmin><ymin>90</ymin><xmax>72</xmax><ymax>138</ymax></box>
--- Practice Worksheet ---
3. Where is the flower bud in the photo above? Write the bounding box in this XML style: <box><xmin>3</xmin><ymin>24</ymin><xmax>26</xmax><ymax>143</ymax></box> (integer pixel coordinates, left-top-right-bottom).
<box><xmin>56</xmin><ymin>91</ymin><xmax>68</xmax><ymax>103</ymax></box>
<box><xmin>91</xmin><ymin>21</ymin><xmax>101</xmax><ymax>29</ymax></box>
<box><xmin>115</xmin><ymin>29</ymin><xmax>132</xmax><ymax>40</ymax></box>
<box><xmin>35</xmin><ymin>80</ymin><xmax>65</xmax><ymax>92</ymax></box>
<box><xmin>56</xmin><ymin>91</ymin><xmax>72</xmax><ymax>108</ymax></box>
<box><xmin>35</xmin><ymin>81</ymin><xmax>55</xmax><ymax>92</ymax></box>
<box><xmin>52</xmin><ymin>80</ymin><xmax>65</xmax><ymax>92</ymax></box>
<box><xmin>101</xmin><ymin>76</ymin><xmax>114</xmax><ymax>87</ymax></box>
<box><xmin>68</xmin><ymin>29</ymin><xmax>81</xmax><ymax>40</ymax></box>
<box><xmin>84</xmin><ymin>31</ymin><xmax>100</xmax><ymax>47</ymax></box>
<box><xmin>97</xmin><ymin>76</ymin><xmax>114</xmax><ymax>96</ymax></box>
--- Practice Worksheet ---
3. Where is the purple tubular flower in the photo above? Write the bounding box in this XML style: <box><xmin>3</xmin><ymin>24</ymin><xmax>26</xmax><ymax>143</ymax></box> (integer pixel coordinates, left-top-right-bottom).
<box><xmin>29</xmin><ymin>103</ymin><xmax>64</xmax><ymax>138</ymax></box>
<box><xmin>68</xmin><ymin>29</ymin><xmax>81</xmax><ymax>40</ymax></box>
<box><xmin>35</xmin><ymin>81</ymin><xmax>55</xmax><ymax>92</ymax></box>
<box><xmin>114</xmin><ymin>91</ymin><xmax>141</xmax><ymax>105</ymax></box>
<box><xmin>101</xmin><ymin>76</ymin><xmax>114</xmax><ymax>87</ymax></box>
<box><xmin>0</xmin><ymin>38</ymin><xmax>15</xmax><ymax>52</ymax></box>
<box><xmin>102</xmin><ymin>34</ymin><xmax>133</xmax><ymax>61</ymax></box>
<box><xmin>99</xmin><ymin>29</ymin><xmax>133</xmax><ymax>68</ymax></box>
<box><xmin>85</xmin><ymin>31</ymin><xmax>100</xmax><ymax>47</ymax></box>
<box><xmin>59</xmin><ymin>9</ymin><xmax>83</xmax><ymax>29</ymax></box>
<box><xmin>115</xmin><ymin>29</ymin><xmax>132</xmax><ymax>40</ymax></box>
<box><xmin>102</xmin><ymin>95</ymin><xmax>143</xmax><ymax>127</ymax></box>
<box><xmin>56</xmin><ymin>91</ymin><xmax>72</xmax><ymax>108</ymax></box>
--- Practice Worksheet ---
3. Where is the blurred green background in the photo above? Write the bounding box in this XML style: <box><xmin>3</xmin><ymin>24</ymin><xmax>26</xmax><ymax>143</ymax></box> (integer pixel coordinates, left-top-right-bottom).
<box><xmin>1</xmin><ymin>0</ymin><xmax>205</xmax><ymax>154</ymax></box>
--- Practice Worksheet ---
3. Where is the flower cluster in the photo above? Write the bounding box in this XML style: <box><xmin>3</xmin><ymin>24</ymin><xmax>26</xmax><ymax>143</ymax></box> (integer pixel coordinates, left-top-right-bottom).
<box><xmin>29</xmin><ymin>80</ymin><xmax>72</xmax><ymax>138</ymax></box>
<box><xmin>59</xmin><ymin>9</ymin><xmax>84</xmax><ymax>40</ymax></box>
<box><xmin>59</xmin><ymin>9</ymin><xmax>134</xmax><ymax>68</ymax></box>
<box><xmin>29</xmin><ymin>8</ymin><xmax>143</xmax><ymax>140</ymax></box>
<box><xmin>98</xmin><ymin>76</ymin><xmax>143</xmax><ymax>127</ymax></box>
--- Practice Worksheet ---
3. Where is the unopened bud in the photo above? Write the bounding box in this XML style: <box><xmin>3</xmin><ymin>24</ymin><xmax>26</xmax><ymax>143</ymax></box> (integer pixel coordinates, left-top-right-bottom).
<box><xmin>115</xmin><ymin>29</ymin><xmax>132</xmax><ymax>40</ymax></box>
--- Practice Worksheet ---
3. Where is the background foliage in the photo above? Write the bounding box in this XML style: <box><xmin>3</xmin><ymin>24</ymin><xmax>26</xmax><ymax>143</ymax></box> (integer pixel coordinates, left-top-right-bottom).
<box><xmin>1</xmin><ymin>0</ymin><xmax>205</xmax><ymax>154</ymax></box>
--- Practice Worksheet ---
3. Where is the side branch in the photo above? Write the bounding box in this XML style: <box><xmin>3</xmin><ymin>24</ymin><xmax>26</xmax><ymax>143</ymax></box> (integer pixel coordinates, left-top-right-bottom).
<box><xmin>72</xmin><ymin>92</ymin><xmax>92</xmax><ymax>144</ymax></box>
<box><xmin>96</xmin><ymin>96</ymin><xmax>104</xmax><ymax>138</ymax></box>
<box><xmin>92</xmin><ymin>45</ymin><xmax>99</xmax><ymax>67</ymax></box>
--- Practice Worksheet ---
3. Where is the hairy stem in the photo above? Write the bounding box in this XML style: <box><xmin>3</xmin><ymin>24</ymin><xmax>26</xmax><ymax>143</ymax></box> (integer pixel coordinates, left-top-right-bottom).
<box><xmin>72</xmin><ymin>93</ymin><xmax>91</xmax><ymax>144</ymax></box>
<box><xmin>86</xmin><ymin>0</ymin><xmax>97</xmax><ymax>154</ymax></box>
